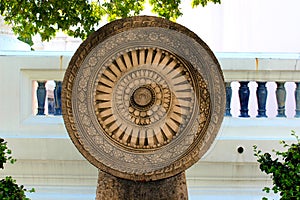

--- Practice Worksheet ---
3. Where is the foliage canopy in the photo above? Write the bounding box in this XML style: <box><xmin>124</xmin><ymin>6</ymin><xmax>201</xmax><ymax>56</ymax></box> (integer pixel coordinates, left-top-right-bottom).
<box><xmin>253</xmin><ymin>131</ymin><xmax>300</xmax><ymax>200</ymax></box>
<box><xmin>0</xmin><ymin>0</ymin><xmax>220</xmax><ymax>45</ymax></box>
<box><xmin>0</xmin><ymin>138</ymin><xmax>35</xmax><ymax>200</ymax></box>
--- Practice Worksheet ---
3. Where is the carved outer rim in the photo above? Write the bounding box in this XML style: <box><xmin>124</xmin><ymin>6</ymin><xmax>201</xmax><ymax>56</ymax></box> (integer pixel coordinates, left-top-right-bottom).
<box><xmin>62</xmin><ymin>16</ymin><xmax>225</xmax><ymax>181</ymax></box>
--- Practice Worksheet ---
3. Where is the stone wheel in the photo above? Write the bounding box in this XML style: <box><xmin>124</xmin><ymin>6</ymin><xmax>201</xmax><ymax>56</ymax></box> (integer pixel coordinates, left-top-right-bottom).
<box><xmin>62</xmin><ymin>16</ymin><xmax>225</xmax><ymax>181</ymax></box>
<box><xmin>95</xmin><ymin>48</ymin><xmax>196</xmax><ymax>150</ymax></box>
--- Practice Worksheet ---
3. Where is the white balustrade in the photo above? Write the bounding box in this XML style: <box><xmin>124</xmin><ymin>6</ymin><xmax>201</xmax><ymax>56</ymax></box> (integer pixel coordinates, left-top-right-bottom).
<box><xmin>1</xmin><ymin>51</ymin><xmax>299</xmax><ymax>200</ymax></box>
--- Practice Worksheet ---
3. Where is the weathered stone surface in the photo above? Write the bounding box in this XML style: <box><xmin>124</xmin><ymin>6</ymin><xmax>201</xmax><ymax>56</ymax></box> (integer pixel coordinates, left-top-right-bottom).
<box><xmin>62</xmin><ymin>16</ymin><xmax>225</xmax><ymax>181</ymax></box>
<box><xmin>96</xmin><ymin>170</ymin><xmax>188</xmax><ymax>200</ymax></box>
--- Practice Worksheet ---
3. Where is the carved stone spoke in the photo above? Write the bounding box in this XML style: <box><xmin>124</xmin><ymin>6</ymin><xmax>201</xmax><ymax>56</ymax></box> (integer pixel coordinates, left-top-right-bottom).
<box><xmin>95</xmin><ymin>48</ymin><xmax>195</xmax><ymax>149</ymax></box>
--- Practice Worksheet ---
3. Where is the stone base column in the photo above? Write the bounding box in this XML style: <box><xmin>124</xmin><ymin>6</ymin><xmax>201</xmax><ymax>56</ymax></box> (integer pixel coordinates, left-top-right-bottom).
<box><xmin>96</xmin><ymin>170</ymin><xmax>188</xmax><ymax>200</ymax></box>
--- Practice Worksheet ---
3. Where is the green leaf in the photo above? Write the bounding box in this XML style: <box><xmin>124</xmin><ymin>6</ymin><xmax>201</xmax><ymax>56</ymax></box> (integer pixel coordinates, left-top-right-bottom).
<box><xmin>254</xmin><ymin>131</ymin><xmax>300</xmax><ymax>199</ymax></box>
<box><xmin>0</xmin><ymin>139</ymin><xmax>34</xmax><ymax>199</ymax></box>
<box><xmin>0</xmin><ymin>0</ymin><xmax>221</xmax><ymax>44</ymax></box>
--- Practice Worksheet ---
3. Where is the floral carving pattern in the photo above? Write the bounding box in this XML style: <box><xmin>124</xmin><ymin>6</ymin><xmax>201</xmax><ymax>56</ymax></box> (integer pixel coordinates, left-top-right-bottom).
<box><xmin>62</xmin><ymin>16</ymin><xmax>225</xmax><ymax>181</ymax></box>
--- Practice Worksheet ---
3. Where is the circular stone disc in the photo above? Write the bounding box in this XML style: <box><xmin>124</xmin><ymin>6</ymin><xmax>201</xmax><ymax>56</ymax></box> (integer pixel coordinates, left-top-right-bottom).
<box><xmin>62</xmin><ymin>16</ymin><xmax>225</xmax><ymax>181</ymax></box>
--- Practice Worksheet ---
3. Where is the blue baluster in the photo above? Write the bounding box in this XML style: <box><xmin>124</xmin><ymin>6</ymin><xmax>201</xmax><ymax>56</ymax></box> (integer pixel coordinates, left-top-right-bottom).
<box><xmin>256</xmin><ymin>82</ymin><xmax>268</xmax><ymax>118</ymax></box>
<box><xmin>37</xmin><ymin>81</ymin><xmax>47</xmax><ymax>115</ymax></box>
<box><xmin>295</xmin><ymin>82</ymin><xmax>300</xmax><ymax>118</ymax></box>
<box><xmin>54</xmin><ymin>81</ymin><xmax>62</xmax><ymax>115</ymax></box>
<box><xmin>225</xmin><ymin>82</ymin><xmax>232</xmax><ymax>117</ymax></box>
<box><xmin>47</xmin><ymin>96</ymin><xmax>55</xmax><ymax>115</ymax></box>
<box><xmin>275</xmin><ymin>82</ymin><xmax>286</xmax><ymax>117</ymax></box>
<box><xmin>238</xmin><ymin>81</ymin><xmax>250</xmax><ymax>117</ymax></box>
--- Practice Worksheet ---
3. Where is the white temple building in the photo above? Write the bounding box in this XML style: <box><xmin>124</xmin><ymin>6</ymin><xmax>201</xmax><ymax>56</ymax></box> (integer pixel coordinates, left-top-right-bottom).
<box><xmin>0</xmin><ymin>0</ymin><xmax>300</xmax><ymax>199</ymax></box>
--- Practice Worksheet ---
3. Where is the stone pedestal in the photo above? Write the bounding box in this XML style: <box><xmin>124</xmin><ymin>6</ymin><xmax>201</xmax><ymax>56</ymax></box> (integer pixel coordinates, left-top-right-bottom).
<box><xmin>96</xmin><ymin>170</ymin><xmax>188</xmax><ymax>200</ymax></box>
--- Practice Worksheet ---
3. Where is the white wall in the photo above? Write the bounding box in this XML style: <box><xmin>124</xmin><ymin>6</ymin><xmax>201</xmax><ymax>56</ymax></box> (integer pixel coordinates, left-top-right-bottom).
<box><xmin>26</xmin><ymin>0</ymin><xmax>300</xmax><ymax>53</ymax></box>
<box><xmin>1</xmin><ymin>52</ymin><xmax>299</xmax><ymax>199</ymax></box>
<box><xmin>178</xmin><ymin>0</ymin><xmax>300</xmax><ymax>53</ymax></box>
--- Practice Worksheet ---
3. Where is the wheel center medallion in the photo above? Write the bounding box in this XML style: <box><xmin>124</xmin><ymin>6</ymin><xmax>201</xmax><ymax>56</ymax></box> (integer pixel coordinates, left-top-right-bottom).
<box><xmin>132</xmin><ymin>86</ymin><xmax>154</xmax><ymax>108</ymax></box>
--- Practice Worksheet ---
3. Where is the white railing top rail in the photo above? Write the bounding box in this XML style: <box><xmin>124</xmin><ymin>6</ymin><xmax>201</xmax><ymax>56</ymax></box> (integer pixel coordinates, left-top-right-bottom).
<box><xmin>1</xmin><ymin>51</ymin><xmax>300</xmax><ymax>58</ymax></box>
<box><xmin>1</xmin><ymin>50</ymin><xmax>300</xmax><ymax>58</ymax></box>
<box><xmin>1</xmin><ymin>51</ymin><xmax>300</xmax><ymax>81</ymax></box>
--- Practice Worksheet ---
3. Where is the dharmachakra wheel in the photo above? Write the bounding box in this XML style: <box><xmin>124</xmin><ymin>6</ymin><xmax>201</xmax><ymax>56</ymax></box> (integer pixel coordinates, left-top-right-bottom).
<box><xmin>95</xmin><ymin>48</ymin><xmax>196</xmax><ymax>150</ymax></box>
<box><xmin>62</xmin><ymin>16</ymin><xmax>225</xmax><ymax>181</ymax></box>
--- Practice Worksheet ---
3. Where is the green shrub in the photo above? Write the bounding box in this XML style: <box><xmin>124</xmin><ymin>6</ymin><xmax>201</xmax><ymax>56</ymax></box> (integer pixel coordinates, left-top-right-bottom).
<box><xmin>0</xmin><ymin>138</ymin><xmax>34</xmax><ymax>200</ymax></box>
<box><xmin>253</xmin><ymin>131</ymin><xmax>300</xmax><ymax>200</ymax></box>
